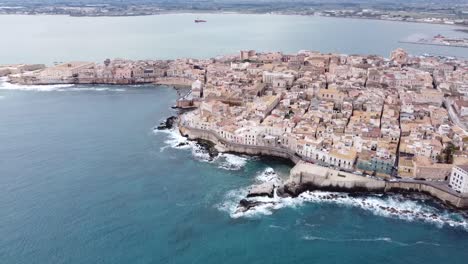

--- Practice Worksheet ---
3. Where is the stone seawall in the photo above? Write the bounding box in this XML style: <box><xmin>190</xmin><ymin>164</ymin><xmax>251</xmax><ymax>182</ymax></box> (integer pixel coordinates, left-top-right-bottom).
<box><xmin>154</xmin><ymin>77</ymin><xmax>192</xmax><ymax>88</ymax></box>
<box><xmin>8</xmin><ymin>76</ymin><xmax>192</xmax><ymax>87</ymax></box>
<box><xmin>287</xmin><ymin>162</ymin><xmax>387</xmax><ymax>195</ymax></box>
<box><xmin>179</xmin><ymin>125</ymin><xmax>468</xmax><ymax>209</ymax></box>
<box><xmin>290</xmin><ymin>162</ymin><xmax>468</xmax><ymax>209</ymax></box>
<box><xmin>385</xmin><ymin>182</ymin><xmax>468</xmax><ymax>209</ymax></box>
<box><xmin>179</xmin><ymin>125</ymin><xmax>301</xmax><ymax>164</ymax></box>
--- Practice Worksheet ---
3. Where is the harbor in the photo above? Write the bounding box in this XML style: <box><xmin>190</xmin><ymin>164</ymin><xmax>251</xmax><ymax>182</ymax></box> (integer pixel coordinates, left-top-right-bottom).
<box><xmin>400</xmin><ymin>34</ymin><xmax>468</xmax><ymax>48</ymax></box>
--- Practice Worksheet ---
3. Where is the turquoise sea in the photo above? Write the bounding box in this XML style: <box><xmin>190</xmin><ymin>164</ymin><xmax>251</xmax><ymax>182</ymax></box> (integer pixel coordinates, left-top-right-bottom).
<box><xmin>0</xmin><ymin>82</ymin><xmax>467</xmax><ymax>264</ymax></box>
<box><xmin>1</xmin><ymin>13</ymin><xmax>468</xmax><ymax>263</ymax></box>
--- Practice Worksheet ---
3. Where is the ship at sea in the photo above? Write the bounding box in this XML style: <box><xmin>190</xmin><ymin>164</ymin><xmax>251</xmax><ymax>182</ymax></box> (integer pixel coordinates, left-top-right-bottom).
<box><xmin>194</xmin><ymin>19</ymin><xmax>207</xmax><ymax>23</ymax></box>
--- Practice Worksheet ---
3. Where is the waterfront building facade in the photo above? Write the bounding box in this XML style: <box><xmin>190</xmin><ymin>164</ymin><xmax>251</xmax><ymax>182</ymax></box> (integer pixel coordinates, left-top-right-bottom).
<box><xmin>449</xmin><ymin>165</ymin><xmax>468</xmax><ymax>194</ymax></box>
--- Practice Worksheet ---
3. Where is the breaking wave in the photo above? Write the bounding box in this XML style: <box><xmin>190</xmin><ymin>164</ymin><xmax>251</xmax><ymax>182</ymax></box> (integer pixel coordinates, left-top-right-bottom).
<box><xmin>0</xmin><ymin>78</ymin><xmax>74</xmax><ymax>91</ymax></box>
<box><xmin>295</xmin><ymin>191</ymin><xmax>468</xmax><ymax>230</ymax></box>
<box><xmin>217</xmin><ymin>154</ymin><xmax>248</xmax><ymax>171</ymax></box>
<box><xmin>218</xmin><ymin>168</ymin><xmax>468</xmax><ymax>231</ymax></box>
<box><xmin>64</xmin><ymin>87</ymin><xmax>126</xmax><ymax>92</ymax></box>
<box><xmin>217</xmin><ymin>167</ymin><xmax>295</xmax><ymax>218</ymax></box>
<box><xmin>154</xmin><ymin>127</ymin><xmax>249</xmax><ymax>171</ymax></box>
<box><xmin>154</xmin><ymin>123</ymin><xmax>468</xmax><ymax>231</ymax></box>
<box><xmin>255</xmin><ymin>167</ymin><xmax>282</xmax><ymax>185</ymax></box>
<box><xmin>0</xmin><ymin>78</ymin><xmax>125</xmax><ymax>92</ymax></box>
<box><xmin>156</xmin><ymin>127</ymin><xmax>192</xmax><ymax>151</ymax></box>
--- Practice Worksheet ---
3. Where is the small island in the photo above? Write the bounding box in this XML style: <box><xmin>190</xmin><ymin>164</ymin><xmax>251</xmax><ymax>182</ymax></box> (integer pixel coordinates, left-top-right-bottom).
<box><xmin>2</xmin><ymin>48</ymin><xmax>468</xmax><ymax>212</ymax></box>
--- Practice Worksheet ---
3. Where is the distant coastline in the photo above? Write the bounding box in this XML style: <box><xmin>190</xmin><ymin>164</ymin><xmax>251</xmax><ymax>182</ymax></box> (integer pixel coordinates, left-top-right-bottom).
<box><xmin>455</xmin><ymin>29</ymin><xmax>468</xmax><ymax>34</ymax></box>
<box><xmin>1</xmin><ymin>12</ymin><xmax>467</xmax><ymax>29</ymax></box>
<box><xmin>0</xmin><ymin>1</ymin><xmax>468</xmax><ymax>27</ymax></box>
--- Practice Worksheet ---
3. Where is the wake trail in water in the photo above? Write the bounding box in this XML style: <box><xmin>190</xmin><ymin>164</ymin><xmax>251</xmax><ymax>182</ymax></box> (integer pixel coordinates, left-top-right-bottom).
<box><xmin>302</xmin><ymin>235</ymin><xmax>441</xmax><ymax>247</ymax></box>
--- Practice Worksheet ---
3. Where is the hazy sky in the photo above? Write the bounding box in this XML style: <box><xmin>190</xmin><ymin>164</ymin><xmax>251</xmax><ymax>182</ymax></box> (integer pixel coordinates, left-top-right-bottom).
<box><xmin>0</xmin><ymin>0</ymin><xmax>452</xmax><ymax>4</ymax></box>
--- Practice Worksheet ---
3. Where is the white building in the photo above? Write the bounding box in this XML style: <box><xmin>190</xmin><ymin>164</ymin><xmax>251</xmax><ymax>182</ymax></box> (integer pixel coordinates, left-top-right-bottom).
<box><xmin>449</xmin><ymin>165</ymin><xmax>468</xmax><ymax>194</ymax></box>
<box><xmin>191</xmin><ymin>79</ymin><xmax>203</xmax><ymax>98</ymax></box>
<box><xmin>262</xmin><ymin>71</ymin><xmax>295</xmax><ymax>88</ymax></box>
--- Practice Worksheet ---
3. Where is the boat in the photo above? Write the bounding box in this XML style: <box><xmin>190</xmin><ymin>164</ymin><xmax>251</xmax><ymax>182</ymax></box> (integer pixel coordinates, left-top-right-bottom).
<box><xmin>194</xmin><ymin>19</ymin><xmax>207</xmax><ymax>23</ymax></box>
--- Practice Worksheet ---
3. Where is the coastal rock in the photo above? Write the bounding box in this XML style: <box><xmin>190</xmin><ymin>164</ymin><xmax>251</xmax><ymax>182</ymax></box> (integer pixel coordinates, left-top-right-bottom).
<box><xmin>282</xmin><ymin>181</ymin><xmax>319</xmax><ymax>197</ymax></box>
<box><xmin>236</xmin><ymin>199</ymin><xmax>278</xmax><ymax>213</ymax></box>
<box><xmin>276</xmin><ymin>185</ymin><xmax>291</xmax><ymax>198</ymax></box>
<box><xmin>247</xmin><ymin>182</ymin><xmax>275</xmax><ymax>198</ymax></box>
<box><xmin>176</xmin><ymin>142</ymin><xmax>188</xmax><ymax>147</ymax></box>
<box><xmin>236</xmin><ymin>199</ymin><xmax>265</xmax><ymax>213</ymax></box>
<box><xmin>194</xmin><ymin>139</ymin><xmax>219</xmax><ymax>160</ymax></box>
<box><xmin>156</xmin><ymin>116</ymin><xmax>177</xmax><ymax>130</ymax></box>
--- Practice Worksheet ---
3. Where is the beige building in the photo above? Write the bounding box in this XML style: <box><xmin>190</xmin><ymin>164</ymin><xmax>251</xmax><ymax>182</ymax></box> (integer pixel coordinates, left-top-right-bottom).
<box><xmin>40</xmin><ymin>62</ymin><xmax>95</xmax><ymax>80</ymax></box>
<box><xmin>390</xmin><ymin>48</ymin><xmax>408</xmax><ymax>65</ymax></box>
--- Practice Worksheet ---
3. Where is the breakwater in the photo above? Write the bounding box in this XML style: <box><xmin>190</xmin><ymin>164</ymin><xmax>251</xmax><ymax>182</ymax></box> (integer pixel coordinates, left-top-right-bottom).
<box><xmin>399</xmin><ymin>40</ymin><xmax>468</xmax><ymax>49</ymax></box>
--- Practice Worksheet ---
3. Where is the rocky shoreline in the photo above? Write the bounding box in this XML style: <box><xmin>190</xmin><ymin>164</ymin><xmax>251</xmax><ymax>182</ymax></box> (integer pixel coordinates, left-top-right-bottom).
<box><xmin>150</xmin><ymin>121</ymin><xmax>468</xmax><ymax>225</ymax></box>
<box><xmin>156</xmin><ymin>116</ymin><xmax>177</xmax><ymax>130</ymax></box>
<box><xmin>236</xmin><ymin>178</ymin><xmax>468</xmax><ymax>222</ymax></box>
<box><xmin>176</xmin><ymin>125</ymin><xmax>468</xmax><ymax>213</ymax></box>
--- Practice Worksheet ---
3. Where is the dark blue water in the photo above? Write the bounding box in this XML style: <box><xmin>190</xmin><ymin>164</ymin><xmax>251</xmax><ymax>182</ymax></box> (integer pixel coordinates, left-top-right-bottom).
<box><xmin>1</xmin><ymin>85</ymin><xmax>468</xmax><ymax>264</ymax></box>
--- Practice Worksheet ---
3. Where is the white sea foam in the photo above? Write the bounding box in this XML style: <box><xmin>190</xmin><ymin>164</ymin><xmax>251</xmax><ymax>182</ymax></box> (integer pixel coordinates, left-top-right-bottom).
<box><xmin>155</xmin><ymin>127</ymin><xmax>249</xmax><ymax>170</ymax></box>
<box><xmin>0</xmin><ymin>79</ymin><xmax>75</xmax><ymax>91</ymax></box>
<box><xmin>218</xmin><ymin>168</ymin><xmax>468</xmax><ymax>231</ymax></box>
<box><xmin>294</xmin><ymin>191</ymin><xmax>468</xmax><ymax>230</ymax></box>
<box><xmin>255</xmin><ymin>167</ymin><xmax>282</xmax><ymax>185</ymax></box>
<box><xmin>155</xmin><ymin>127</ymin><xmax>213</xmax><ymax>161</ymax></box>
<box><xmin>191</xmin><ymin>143</ymin><xmax>213</xmax><ymax>162</ymax></box>
<box><xmin>64</xmin><ymin>87</ymin><xmax>126</xmax><ymax>92</ymax></box>
<box><xmin>302</xmin><ymin>235</ymin><xmax>442</xmax><ymax>247</ymax></box>
<box><xmin>268</xmin><ymin>224</ymin><xmax>287</xmax><ymax>230</ymax></box>
<box><xmin>303</xmin><ymin>235</ymin><xmax>391</xmax><ymax>242</ymax></box>
<box><xmin>217</xmin><ymin>153</ymin><xmax>248</xmax><ymax>170</ymax></box>
<box><xmin>0</xmin><ymin>77</ymin><xmax>126</xmax><ymax>92</ymax></box>
<box><xmin>302</xmin><ymin>236</ymin><xmax>411</xmax><ymax>246</ymax></box>
<box><xmin>217</xmin><ymin>168</ymin><xmax>301</xmax><ymax>218</ymax></box>
<box><xmin>154</xmin><ymin>124</ymin><xmax>468</xmax><ymax>231</ymax></box>
<box><xmin>156</xmin><ymin>128</ymin><xmax>192</xmax><ymax>151</ymax></box>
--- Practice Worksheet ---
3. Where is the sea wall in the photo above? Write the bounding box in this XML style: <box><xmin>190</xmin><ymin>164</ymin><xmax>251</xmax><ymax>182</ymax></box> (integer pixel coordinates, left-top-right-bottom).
<box><xmin>288</xmin><ymin>162</ymin><xmax>386</xmax><ymax>194</ymax></box>
<box><xmin>385</xmin><ymin>182</ymin><xmax>468</xmax><ymax>209</ymax></box>
<box><xmin>8</xmin><ymin>75</ymin><xmax>192</xmax><ymax>87</ymax></box>
<box><xmin>179</xmin><ymin>125</ymin><xmax>301</xmax><ymax>164</ymax></box>
<box><xmin>179</xmin><ymin>125</ymin><xmax>468</xmax><ymax>209</ymax></box>
<box><xmin>153</xmin><ymin>77</ymin><xmax>192</xmax><ymax>88</ymax></box>
<box><xmin>290</xmin><ymin>162</ymin><xmax>468</xmax><ymax>209</ymax></box>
